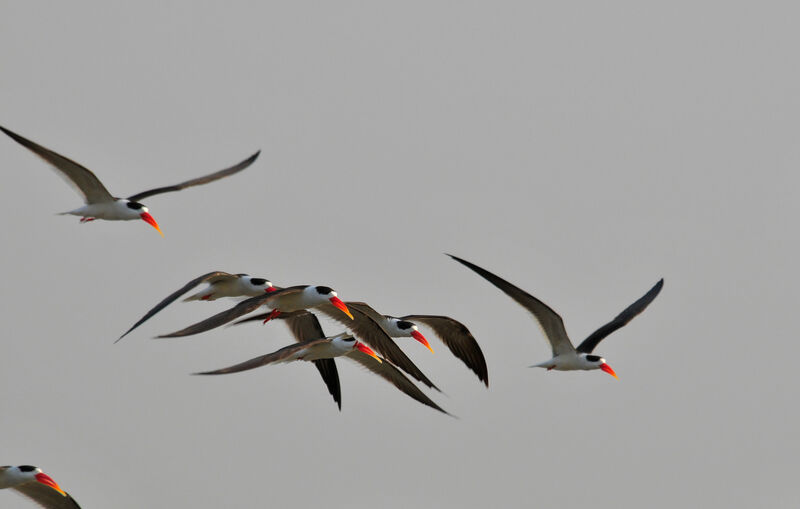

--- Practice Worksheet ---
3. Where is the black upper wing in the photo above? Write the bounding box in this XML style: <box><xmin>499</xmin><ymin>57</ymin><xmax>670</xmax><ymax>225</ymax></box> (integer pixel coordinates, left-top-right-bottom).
<box><xmin>576</xmin><ymin>279</ymin><xmax>664</xmax><ymax>353</ymax></box>
<box><xmin>280</xmin><ymin>311</ymin><xmax>342</xmax><ymax>410</ymax></box>
<box><xmin>400</xmin><ymin>314</ymin><xmax>488</xmax><ymax>387</ymax></box>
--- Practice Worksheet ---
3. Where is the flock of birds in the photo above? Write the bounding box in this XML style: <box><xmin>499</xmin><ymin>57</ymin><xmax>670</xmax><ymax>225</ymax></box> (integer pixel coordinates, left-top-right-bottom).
<box><xmin>1</xmin><ymin>125</ymin><xmax>664</xmax><ymax>508</ymax></box>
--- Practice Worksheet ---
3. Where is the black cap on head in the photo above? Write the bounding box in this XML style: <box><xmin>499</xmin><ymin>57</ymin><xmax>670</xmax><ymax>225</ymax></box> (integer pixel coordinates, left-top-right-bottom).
<box><xmin>315</xmin><ymin>286</ymin><xmax>334</xmax><ymax>295</ymax></box>
<box><xmin>126</xmin><ymin>201</ymin><xmax>144</xmax><ymax>210</ymax></box>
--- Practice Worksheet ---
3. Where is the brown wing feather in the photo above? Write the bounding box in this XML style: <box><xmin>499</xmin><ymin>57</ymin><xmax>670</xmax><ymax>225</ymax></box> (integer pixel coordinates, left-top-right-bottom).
<box><xmin>127</xmin><ymin>150</ymin><xmax>260</xmax><ymax>201</ymax></box>
<box><xmin>401</xmin><ymin>314</ymin><xmax>488</xmax><ymax>387</ymax></box>
<box><xmin>1</xmin><ymin>125</ymin><xmax>114</xmax><ymax>204</ymax></box>
<box><xmin>346</xmin><ymin>351</ymin><xmax>450</xmax><ymax>415</ymax></box>
<box><xmin>117</xmin><ymin>271</ymin><xmax>236</xmax><ymax>342</ymax></box>
<box><xmin>193</xmin><ymin>337</ymin><xmax>331</xmax><ymax>375</ymax></box>
<box><xmin>448</xmin><ymin>254</ymin><xmax>575</xmax><ymax>357</ymax></box>
<box><xmin>157</xmin><ymin>286</ymin><xmax>305</xmax><ymax>338</ymax></box>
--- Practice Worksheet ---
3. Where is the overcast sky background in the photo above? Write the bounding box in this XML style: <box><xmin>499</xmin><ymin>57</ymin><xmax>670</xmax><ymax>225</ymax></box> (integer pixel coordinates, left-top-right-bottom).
<box><xmin>1</xmin><ymin>2</ymin><xmax>798</xmax><ymax>508</ymax></box>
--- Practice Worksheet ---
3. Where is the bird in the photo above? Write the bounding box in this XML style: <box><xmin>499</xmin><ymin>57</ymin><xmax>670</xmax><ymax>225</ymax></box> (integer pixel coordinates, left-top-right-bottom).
<box><xmin>157</xmin><ymin>285</ymin><xmax>354</xmax><ymax>338</ymax></box>
<box><xmin>0</xmin><ymin>465</ymin><xmax>81</xmax><ymax>508</ymax></box>
<box><xmin>0</xmin><ymin>124</ymin><xmax>260</xmax><ymax>236</ymax></box>
<box><xmin>448</xmin><ymin>254</ymin><xmax>663</xmax><ymax>378</ymax></box>
<box><xmin>233</xmin><ymin>302</ymin><xmax>441</xmax><ymax>391</ymax></box>
<box><xmin>195</xmin><ymin>323</ymin><xmax>450</xmax><ymax>415</ymax></box>
<box><xmin>238</xmin><ymin>301</ymin><xmax>489</xmax><ymax>386</ymax></box>
<box><xmin>117</xmin><ymin>271</ymin><xmax>275</xmax><ymax>341</ymax></box>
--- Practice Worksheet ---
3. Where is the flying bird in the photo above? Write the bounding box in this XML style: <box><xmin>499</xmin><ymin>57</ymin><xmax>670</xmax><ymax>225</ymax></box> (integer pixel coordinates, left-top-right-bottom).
<box><xmin>117</xmin><ymin>271</ymin><xmax>275</xmax><ymax>341</ymax></box>
<box><xmin>234</xmin><ymin>302</ymin><xmax>440</xmax><ymax>391</ymax></box>
<box><xmin>196</xmin><ymin>324</ymin><xmax>450</xmax><ymax>415</ymax></box>
<box><xmin>0</xmin><ymin>465</ymin><xmax>81</xmax><ymax>508</ymax></box>
<box><xmin>239</xmin><ymin>301</ymin><xmax>488</xmax><ymax>386</ymax></box>
<box><xmin>0</xmin><ymin>125</ymin><xmax>260</xmax><ymax>236</ymax></box>
<box><xmin>157</xmin><ymin>285</ymin><xmax>354</xmax><ymax>338</ymax></box>
<box><xmin>448</xmin><ymin>254</ymin><xmax>663</xmax><ymax>378</ymax></box>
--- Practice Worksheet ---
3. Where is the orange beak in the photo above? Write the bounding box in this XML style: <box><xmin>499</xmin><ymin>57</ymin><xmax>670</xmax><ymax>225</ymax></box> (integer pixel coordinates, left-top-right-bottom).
<box><xmin>329</xmin><ymin>296</ymin><xmax>353</xmax><ymax>320</ymax></box>
<box><xmin>140</xmin><ymin>212</ymin><xmax>164</xmax><ymax>237</ymax></box>
<box><xmin>600</xmin><ymin>363</ymin><xmax>618</xmax><ymax>379</ymax></box>
<box><xmin>356</xmin><ymin>341</ymin><xmax>382</xmax><ymax>363</ymax></box>
<box><xmin>35</xmin><ymin>472</ymin><xmax>67</xmax><ymax>497</ymax></box>
<box><xmin>411</xmin><ymin>330</ymin><xmax>434</xmax><ymax>353</ymax></box>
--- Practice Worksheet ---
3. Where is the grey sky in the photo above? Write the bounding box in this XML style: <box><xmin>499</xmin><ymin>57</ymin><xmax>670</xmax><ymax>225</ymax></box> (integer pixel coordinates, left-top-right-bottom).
<box><xmin>1</xmin><ymin>2</ymin><xmax>797</xmax><ymax>508</ymax></box>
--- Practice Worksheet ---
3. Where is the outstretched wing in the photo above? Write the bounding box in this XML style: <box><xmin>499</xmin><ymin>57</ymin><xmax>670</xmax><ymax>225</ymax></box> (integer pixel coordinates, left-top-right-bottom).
<box><xmin>127</xmin><ymin>150</ymin><xmax>260</xmax><ymax>201</ymax></box>
<box><xmin>576</xmin><ymin>279</ymin><xmax>664</xmax><ymax>353</ymax></box>
<box><xmin>400</xmin><ymin>314</ymin><xmax>488</xmax><ymax>387</ymax></box>
<box><xmin>1</xmin><ymin>125</ymin><xmax>114</xmax><ymax>204</ymax></box>
<box><xmin>448</xmin><ymin>254</ymin><xmax>575</xmax><ymax>357</ymax></box>
<box><xmin>193</xmin><ymin>337</ymin><xmax>330</xmax><ymax>375</ymax></box>
<box><xmin>158</xmin><ymin>286</ymin><xmax>305</xmax><ymax>338</ymax></box>
<box><xmin>117</xmin><ymin>271</ymin><xmax>236</xmax><ymax>341</ymax></box>
<box><xmin>280</xmin><ymin>311</ymin><xmax>342</xmax><ymax>410</ymax></box>
<box><xmin>346</xmin><ymin>351</ymin><xmax>451</xmax><ymax>415</ymax></box>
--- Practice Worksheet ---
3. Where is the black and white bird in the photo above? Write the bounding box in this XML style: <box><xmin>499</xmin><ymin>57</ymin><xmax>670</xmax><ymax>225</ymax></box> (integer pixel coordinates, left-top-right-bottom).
<box><xmin>157</xmin><ymin>285</ymin><xmax>354</xmax><ymax>338</ymax></box>
<box><xmin>197</xmin><ymin>332</ymin><xmax>382</xmax><ymax>370</ymax></box>
<box><xmin>117</xmin><ymin>271</ymin><xmax>275</xmax><ymax>341</ymax></box>
<box><xmin>449</xmin><ymin>254</ymin><xmax>663</xmax><ymax>378</ymax></box>
<box><xmin>0</xmin><ymin>125</ymin><xmax>259</xmax><ymax>236</ymax></box>
<box><xmin>238</xmin><ymin>301</ymin><xmax>488</xmax><ymax>386</ymax></box>
<box><xmin>0</xmin><ymin>465</ymin><xmax>81</xmax><ymax>508</ymax></box>
<box><xmin>195</xmin><ymin>322</ymin><xmax>450</xmax><ymax>415</ymax></box>
<box><xmin>234</xmin><ymin>302</ymin><xmax>441</xmax><ymax>391</ymax></box>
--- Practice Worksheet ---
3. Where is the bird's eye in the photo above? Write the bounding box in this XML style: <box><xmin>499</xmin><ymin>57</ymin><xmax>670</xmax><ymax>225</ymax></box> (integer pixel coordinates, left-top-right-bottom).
<box><xmin>18</xmin><ymin>465</ymin><xmax>37</xmax><ymax>472</ymax></box>
<box><xmin>250</xmin><ymin>278</ymin><xmax>267</xmax><ymax>286</ymax></box>
<box><xmin>396</xmin><ymin>320</ymin><xmax>414</xmax><ymax>330</ymax></box>
<box><xmin>126</xmin><ymin>201</ymin><xmax>144</xmax><ymax>210</ymax></box>
<box><xmin>585</xmin><ymin>355</ymin><xmax>601</xmax><ymax>363</ymax></box>
<box><xmin>315</xmin><ymin>286</ymin><xmax>333</xmax><ymax>295</ymax></box>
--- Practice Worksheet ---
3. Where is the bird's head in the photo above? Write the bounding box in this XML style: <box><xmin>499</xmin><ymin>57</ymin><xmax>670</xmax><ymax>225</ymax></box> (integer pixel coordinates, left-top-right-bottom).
<box><xmin>244</xmin><ymin>276</ymin><xmax>275</xmax><ymax>294</ymax></box>
<box><xmin>3</xmin><ymin>465</ymin><xmax>67</xmax><ymax>496</ymax></box>
<box><xmin>334</xmin><ymin>334</ymin><xmax>381</xmax><ymax>363</ymax></box>
<box><xmin>390</xmin><ymin>318</ymin><xmax>434</xmax><ymax>353</ymax></box>
<box><xmin>583</xmin><ymin>354</ymin><xmax>617</xmax><ymax>378</ymax></box>
<box><xmin>126</xmin><ymin>200</ymin><xmax>163</xmax><ymax>236</ymax></box>
<box><xmin>308</xmin><ymin>286</ymin><xmax>353</xmax><ymax>319</ymax></box>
